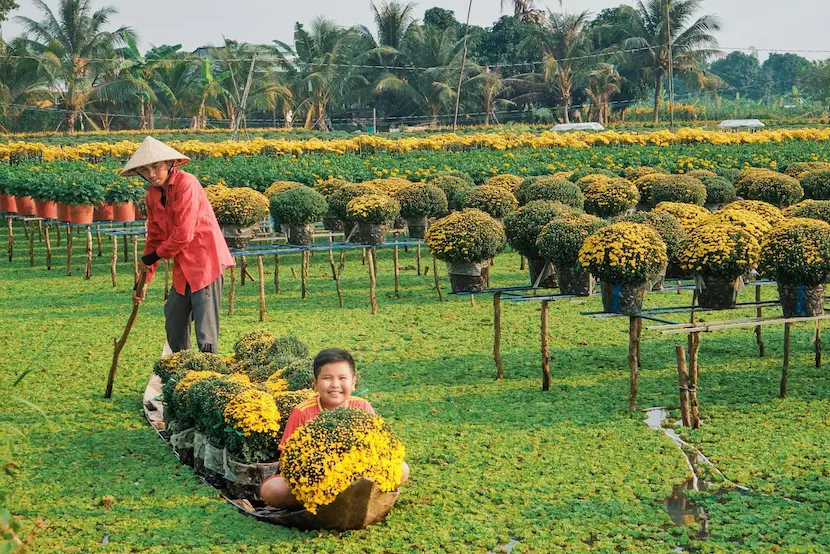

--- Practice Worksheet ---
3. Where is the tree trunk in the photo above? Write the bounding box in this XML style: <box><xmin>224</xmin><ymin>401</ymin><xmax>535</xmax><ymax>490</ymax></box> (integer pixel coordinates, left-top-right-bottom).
<box><xmin>149</xmin><ymin>103</ymin><xmax>155</xmax><ymax>130</ymax></box>
<box><xmin>653</xmin><ymin>69</ymin><xmax>664</xmax><ymax>124</ymax></box>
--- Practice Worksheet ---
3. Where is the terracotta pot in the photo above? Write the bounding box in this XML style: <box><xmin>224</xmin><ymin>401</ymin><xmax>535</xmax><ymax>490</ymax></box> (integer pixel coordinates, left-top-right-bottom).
<box><xmin>93</xmin><ymin>202</ymin><xmax>114</xmax><ymax>222</ymax></box>
<box><xmin>136</xmin><ymin>208</ymin><xmax>147</xmax><ymax>221</ymax></box>
<box><xmin>57</xmin><ymin>202</ymin><xmax>70</xmax><ymax>222</ymax></box>
<box><xmin>0</xmin><ymin>194</ymin><xmax>17</xmax><ymax>213</ymax></box>
<box><xmin>113</xmin><ymin>202</ymin><xmax>136</xmax><ymax>223</ymax></box>
<box><xmin>34</xmin><ymin>199</ymin><xmax>58</xmax><ymax>219</ymax></box>
<box><xmin>67</xmin><ymin>204</ymin><xmax>94</xmax><ymax>225</ymax></box>
<box><xmin>15</xmin><ymin>195</ymin><xmax>36</xmax><ymax>216</ymax></box>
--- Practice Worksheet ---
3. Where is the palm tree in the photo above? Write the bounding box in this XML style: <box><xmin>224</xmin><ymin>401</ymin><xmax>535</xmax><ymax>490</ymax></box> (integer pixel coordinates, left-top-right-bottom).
<box><xmin>585</xmin><ymin>63</ymin><xmax>621</xmax><ymax>124</ymax></box>
<box><xmin>15</xmin><ymin>0</ymin><xmax>133</xmax><ymax>132</ymax></box>
<box><xmin>466</xmin><ymin>65</ymin><xmax>514</xmax><ymax>125</ymax></box>
<box><xmin>499</xmin><ymin>0</ymin><xmax>546</xmax><ymax>23</ymax></box>
<box><xmin>621</xmin><ymin>0</ymin><xmax>721</xmax><ymax>123</ymax></box>
<box><xmin>0</xmin><ymin>37</ymin><xmax>50</xmax><ymax>129</ymax></box>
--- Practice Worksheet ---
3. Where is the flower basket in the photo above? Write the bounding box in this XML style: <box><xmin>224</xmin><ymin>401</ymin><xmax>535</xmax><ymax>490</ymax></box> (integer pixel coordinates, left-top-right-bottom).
<box><xmin>601</xmin><ymin>281</ymin><xmax>647</xmax><ymax>315</ymax></box>
<box><xmin>169</xmin><ymin>427</ymin><xmax>197</xmax><ymax>467</ymax></box>
<box><xmin>287</xmin><ymin>224</ymin><xmax>315</xmax><ymax>246</ymax></box>
<box><xmin>778</xmin><ymin>283</ymin><xmax>825</xmax><ymax>318</ymax></box>
<box><xmin>528</xmin><ymin>256</ymin><xmax>557</xmax><ymax>288</ymax></box>
<box><xmin>0</xmin><ymin>194</ymin><xmax>17</xmax><ymax>213</ymax></box>
<box><xmin>222</xmin><ymin>224</ymin><xmax>258</xmax><ymax>249</ymax></box>
<box><xmin>555</xmin><ymin>264</ymin><xmax>595</xmax><ymax>296</ymax></box>
<box><xmin>322</xmin><ymin>215</ymin><xmax>344</xmax><ymax>232</ymax></box>
<box><xmin>113</xmin><ymin>202</ymin><xmax>136</xmax><ymax>223</ymax></box>
<box><xmin>15</xmin><ymin>195</ymin><xmax>36</xmax><ymax>216</ymax></box>
<box><xmin>695</xmin><ymin>273</ymin><xmax>743</xmax><ymax>310</ymax></box>
<box><xmin>446</xmin><ymin>260</ymin><xmax>490</xmax><ymax>293</ymax></box>
<box><xmin>67</xmin><ymin>204</ymin><xmax>94</xmax><ymax>225</ymax></box>
<box><xmin>57</xmin><ymin>202</ymin><xmax>70</xmax><ymax>222</ymax></box>
<box><xmin>34</xmin><ymin>199</ymin><xmax>57</xmax><ymax>219</ymax></box>
<box><xmin>351</xmin><ymin>223</ymin><xmax>388</xmax><ymax>245</ymax></box>
<box><xmin>406</xmin><ymin>216</ymin><xmax>429</xmax><ymax>239</ymax></box>
<box><xmin>93</xmin><ymin>202</ymin><xmax>114</xmax><ymax>222</ymax></box>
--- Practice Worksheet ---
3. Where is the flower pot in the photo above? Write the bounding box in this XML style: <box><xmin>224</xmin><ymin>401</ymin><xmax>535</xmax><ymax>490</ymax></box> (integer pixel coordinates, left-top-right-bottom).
<box><xmin>93</xmin><ymin>202</ymin><xmax>114</xmax><ymax>222</ymax></box>
<box><xmin>406</xmin><ymin>216</ymin><xmax>429</xmax><ymax>239</ymax></box>
<box><xmin>136</xmin><ymin>208</ymin><xmax>147</xmax><ymax>221</ymax></box>
<box><xmin>67</xmin><ymin>204</ymin><xmax>94</xmax><ymax>225</ymax></box>
<box><xmin>222</xmin><ymin>224</ymin><xmax>257</xmax><ymax>250</ymax></box>
<box><xmin>322</xmin><ymin>215</ymin><xmax>344</xmax><ymax>232</ymax></box>
<box><xmin>446</xmin><ymin>260</ymin><xmax>490</xmax><ymax>293</ymax></box>
<box><xmin>15</xmin><ymin>195</ymin><xmax>36</xmax><ymax>216</ymax></box>
<box><xmin>34</xmin><ymin>199</ymin><xmax>58</xmax><ymax>219</ymax></box>
<box><xmin>113</xmin><ymin>202</ymin><xmax>136</xmax><ymax>223</ymax></box>
<box><xmin>650</xmin><ymin>264</ymin><xmax>668</xmax><ymax>292</ymax></box>
<box><xmin>778</xmin><ymin>283</ymin><xmax>825</xmax><ymax>318</ymax></box>
<box><xmin>704</xmin><ymin>203</ymin><xmax>721</xmax><ymax>213</ymax></box>
<box><xmin>287</xmin><ymin>223</ymin><xmax>315</xmax><ymax>246</ymax></box>
<box><xmin>0</xmin><ymin>194</ymin><xmax>17</xmax><ymax>213</ymax></box>
<box><xmin>57</xmin><ymin>202</ymin><xmax>70</xmax><ymax>222</ymax></box>
<box><xmin>601</xmin><ymin>281</ymin><xmax>647</xmax><ymax>315</ymax></box>
<box><xmin>528</xmin><ymin>256</ymin><xmax>558</xmax><ymax>288</ymax></box>
<box><xmin>695</xmin><ymin>273</ymin><xmax>743</xmax><ymax>310</ymax></box>
<box><xmin>393</xmin><ymin>216</ymin><xmax>407</xmax><ymax>230</ymax></box>
<box><xmin>555</xmin><ymin>264</ymin><xmax>595</xmax><ymax>296</ymax></box>
<box><xmin>350</xmin><ymin>223</ymin><xmax>388</xmax><ymax>246</ymax></box>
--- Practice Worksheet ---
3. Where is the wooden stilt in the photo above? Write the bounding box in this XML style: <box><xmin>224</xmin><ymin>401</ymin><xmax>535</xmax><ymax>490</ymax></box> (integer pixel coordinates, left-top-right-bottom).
<box><xmin>66</xmin><ymin>226</ymin><xmax>73</xmax><ymax>276</ymax></box>
<box><xmin>816</xmin><ymin>320</ymin><xmax>822</xmax><ymax>368</ymax></box>
<box><xmin>368</xmin><ymin>248</ymin><xmax>378</xmax><ymax>315</ymax></box>
<box><xmin>756</xmin><ymin>285</ymin><xmax>765</xmax><ymax>357</ymax></box>
<box><xmin>22</xmin><ymin>220</ymin><xmax>29</xmax><ymax>241</ymax></box>
<box><xmin>37</xmin><ymin>220</ymin><xmax>43</xmax><ymax>242</ymax></box>
<box><xmin>432</xmin><ymin>256</ymin><xmax>443</xmax><ymax>302</ymax></box>
<box><xmin>228</xmin><ymin>266</ymin><xmax>236</xmax><ymax>316</ymax></box>
<box><xmin>291</xmin><ymin>266</ymin><xmax>298</xmax><ymax>279</ymax></box>
<box><xmin>55</xmin><ymin>223</ymin><xmax>61</xmax><ymax>247</ymax></box>
<box><xmin>301</xmin><ymin>251</ymin><xmax>309</xmax><ymax>299</ymax></box>
<box><xmin>416</xmin><ymin>243</ymin><xmax>422</xmax><ymax>275</ymax></box>
<box><xmin>520</xmin><ymin>255</ymin><xmax>526</xmax><ymax>271</ymax></box>
<box><xmin>628</xmin><ymin>316</ymin><xmax>642</xmax><ymax>412</ymax></box>
<box><xmin>393</xmin><ymin>244</ymin><xmax>400</xmax><ymax>295</ymax></box>
<box><xmin>338</xmin><ymin>250</ymin><xmax>345</xmax><ymax>279</ymax></box>
<box><xmin>676</xmin><ymin>345</ymin><xmax>692</xmax><ymax>427</ymax></box>
<box><xmin>96</xmin><ymin>226</ymin><xmax>102</xmax><ymax>257</ymax></box>
<box><xmin>6</xmin><ymin>217</ymin><xmax>11</xmax><ymax>262</ymax></box>
<box><xmin>541</xmin><ymin>300</ymin><xmax>551</xmax><ymax>391</ymax></box>
<box><xmin>470</xmin><ymin>294</ymin><xmax>476</xmax><ymax>307</ymax></box>
<box><xmin>781</xmin><ymin>322</ymin><xmax>791</xmax><ymax>398</ymax></box>
<box><xmin>257</xmin><ymin>255</ymin><xmax>266</xmax><ymax>322</ymax></box>
<box><xmin>689</xmin><ymin>331</ymin><xmax>702</xmax><ymax>428</ymax></box>
<box><xmin>274</xmin><ymin>254</ymin><xmax>280</xmax><ymax>293</ymax></box>
<box><xmin>28</xmin><ymin>221</ymin><xmax>35</xmax><ymax>267</ymax></box>
<box><xmin>494</xmin><ymin>292</ymin><xmax>503</xmax><ymax>380</ymax></box>
<box><xmin>84</xmin><ymin>227</ymin><xmax>92</xmax><ymax>280</ymax></box>
<box><xmin>163</xmin><ymin>259</ymin><xmax>170</xmax><ymax>300</ymax></box>
<box><xmin>240</xmin><ymin>256</ymin><xmax>248</xmax><ymax>286</ymax></box>
<box><xmin>44</xmin><ymin>224</ymin><xmax>51</xmax><ymax>270</ymax></box>
<box><xmin>362</xmin><ymin>248</ymin><xmax>366</xmax><ymax>265</ymax></box>
<box><xmin>111</xmin><ymin>235</ymin><xmax>117</xmax><ymax>287</ymax></box>
<box><xmin>328</xmin><ymin>248</ymin><xmax>343</xmax><ymax>308</ymax></box>
<box><xmin>123</xmin><ymin>235</ymin><xmax>128</xmax><ymax>262</ymax></box>
<box><xmin>132</xmin><ymin>235</ymin><xmax>138</xmax><ymax>281</ymax></box>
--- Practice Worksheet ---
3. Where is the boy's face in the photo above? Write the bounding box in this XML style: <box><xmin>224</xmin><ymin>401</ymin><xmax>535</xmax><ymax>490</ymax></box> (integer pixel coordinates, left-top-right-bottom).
<box><xmin>314</xmin><ymin>361</ymin><xmax>356</xmax><ymax>409</ymax></box>
<box><xmin>137</xmin><ymin>161</ymin><xmax>172</xmax><ymax>187</ymax></box>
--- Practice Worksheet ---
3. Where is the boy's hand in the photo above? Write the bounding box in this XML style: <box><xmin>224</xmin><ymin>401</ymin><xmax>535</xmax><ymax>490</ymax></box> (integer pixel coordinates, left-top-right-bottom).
<box><xmin>133</xmin><ymin>282</ymin><xmax>148</xmax><ymax>305</ymax></box>
<box><xmin>138</xmin><ymin>259</ymin><xmax>151</xmax><ymax>273</ymax></box>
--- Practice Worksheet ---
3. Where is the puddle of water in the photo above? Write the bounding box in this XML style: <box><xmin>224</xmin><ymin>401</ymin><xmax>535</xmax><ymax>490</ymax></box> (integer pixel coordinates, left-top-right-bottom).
<box><xmin>487</xmin><ymin>538</ymin><xmax>520</xmax><ymax>554</ymax></box>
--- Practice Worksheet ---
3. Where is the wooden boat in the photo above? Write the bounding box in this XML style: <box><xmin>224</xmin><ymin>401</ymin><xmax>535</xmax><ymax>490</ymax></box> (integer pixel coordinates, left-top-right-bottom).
<box><xmin>142</xmin><ymin>375</ymin><xmax>400</xmax><ymax>530</ymax></box>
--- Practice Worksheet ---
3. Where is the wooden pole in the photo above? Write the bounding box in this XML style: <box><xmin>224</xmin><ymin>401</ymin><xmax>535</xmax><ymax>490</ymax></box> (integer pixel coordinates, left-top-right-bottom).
<box><xmin>36</xmin><ymin>220</ymin><xmax>42</xmax><ymax>242</ymax></box>
<box><xmin>689</xmin><ymin>331</ymin><xmax>702</xmax><ymax>428</ymax></box>
<box><xmin>105</xmin><ymin>272</ymin><xmax>146</xmax><ymax>399</ymax></box>
<box><xmin>228</xmin><ymin>265</ymin><xmax>236</xmax><ymax>316</ymax></box>
<box><xmin>28</xmin><ymin>220</ymin><xmax>35</xmax><ymax>267</ymax></box>
<box><xmin>368</xmin><ymin>248</ymin><xmax>378</xmax><ymax>315</ymax></box>
<box><xmin>628</xmin><ymin>316</ymin><xmax>642</xmax><ymax>412</ymax></box>
<box><xmin>328</xmin><ymin>248</ymin><xmax>344</xmax><ymax>308</ymax></box>
<box><xmin>85</xmin><ymin>227</ymin><xmax>93</xmax><ymax>279</ymax></box>
<box><xmin>55</xmin><ymin>223</ymin><xmax>61</xmax><ymax>247</ymax></box>
<box><xmin>21</xmin><ymin>219</ymin><xmax>29</xmax><ymax>241</ymax></box>
<box><xmin>96</xmin><ymin>226</ymin><xmax>102</xmax><ymax>257</ymax></box>
<box><xmin>132</xmin><ymin>235</ymin><xmax>138</xmax><ymax>281</ymax></box>
<box><xmin>362</xmin><ymin>248</ymin><xmax>366</xmax><ymax>266</ymax></box>
<box><xmin>452</xmin><ymin>0</ymin><xmax>473</xmax><ymax>131</ymax></box>
<box><xmin>541</xmin><ymin>300</ymin><xmax>551</xmax><ymax>391</ymax></box>
<box><xmin>520</xmin><ymin>256</ymin><xmax>526</xmax><ymax>271</ymax></box>
<box><xmin>111</xmin><ymin>235</ymin><xmax>117</xmax><ymax>287</ymax></box>
<box><xmin>66</xmin><ymin>226</ymin><xmax>73</xmax><ymax>276</ymax></box>
<box><xmin>816</xmin><ymin>320</ymin><xmax>822</xmax><ymax>368</ymax></box>
<box><xmin>123</xmin><ymin>235</ymin><xmax>128</xmax><ymax>262</ymax></box>
<box><xmin>432</xmin><ymin>256</ymin><xmax>444</xmax><ymax>302</ymax></box>
<box><xmin>781</xmin><ymin>322</ymin><xmax>791</xmax><ymax>398</ymax></box>
<box><xmin>494</xmin><ymin>292</ymin><xmax>503</xmax><ymax>380</ymax></box>
<box><xmin>301</xmin><ymin>251</ymin><xmax>309</xmax><ymax>299</ymax></box>
<box><xmin>470</xmin><ymin>294</ymin><xmax>476</xmax><ymax>307</ymax></box>
<box><xmin>675</xmin><ymin>345</ymin><xmax>692</xmax><ymax>427</ymax></box>
<box><xmin>755</xmin><ymin>284</ymin><xmax>765</xmax><ymax>357</ymax></box>
<box><xmin>44</xmin><ymin>224</ymin><xmax>51</xmax><ymax>270</ymax></box>
<box><xmin>338</xmin><ymin>250</ymin><xmax>346</xmax><ymax>279</ymax></box>
<box><xmin>393</xmin><ymin>244</ymin><xmax>400</xmax><ymax>295</ymax></box>
<box><xmin>163</xmin><ymin>259</ymin><xmax>170</xmax><ymax>300</ymax></box>
<box><xmin>6</xmin><ymin>217</ymin><xmax>12</xmax><ymax>262</ymax></box>
<box><xmin>240</xmin><ymin>256</ymin><xmax>248</xmax><ymax>286</ymax></box>
<box><xmin>257</xmin><ymin>255</ymin><xmax>266</xmax><ymax>322</ymax></box>
<box><xmin>416</xmin><ymin>243</ymin><xmax>422</xmax><ymax>275</ymax></box>
<box><xmin>274</xmin><ymin>254</ymin><xmax>280</xmax><ymax>293</ymax></box>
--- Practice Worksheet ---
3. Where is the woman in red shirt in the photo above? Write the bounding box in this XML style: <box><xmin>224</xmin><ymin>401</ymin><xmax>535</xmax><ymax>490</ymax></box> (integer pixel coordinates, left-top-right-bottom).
<box><xmin>123</xmin><ymin>136</ymin><xmax>234</xmax><ymax>353</ymax></box>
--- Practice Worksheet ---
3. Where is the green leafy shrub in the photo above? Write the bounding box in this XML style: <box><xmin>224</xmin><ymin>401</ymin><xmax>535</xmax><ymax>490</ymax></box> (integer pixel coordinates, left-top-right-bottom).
<box><xmin>615</xmin><ymin>211</ymin><xmax>686</xmax><ymax>263</ymax></box>
<box><xmin>462</xmin><ymin>185</ymin><xmax>518</xmax><ymax>218</ymax></box>
<box><xmin>266</xmin><ymin>335</ymin><xmax>310</xmax><ymax>371</ymax></box>
<box><xmin>783</xmin><ymin>161</ymin><xmax>830</xmax><ymax>178</ymax></box>
<box><xmin>735</xmin><ymin>168</ymin><xmax>803</xmax><ymax>207</ymax></box>
<box><xmin>583</xmin><ymin>178</ymin><xmax>639</xmax><ymax>218</ymax></box>
<box><xmin>700</xmin><ymin>175</ymin><xmax>737</xmax><ymax>204</ymax></box>
<box><xmin>315</xmin><ymin>178</ymin><xmax>350</xmax><ymax>198</ymax></box>
<box><xmin>504</xmin><ymin>200</ymin><xmax>578</xmax><ymax>258</ymax></box>
<box><xmin>785</xmin><ymin>200</ymin><xmax>830</xmax><ymax>224</ymax></box>
<box><xmin>269</xmin><ymin>186</ymin><xmax>328</xmax><ymax>226</ymax></box>
<box><xmin>537</xmin><ymin>213</ymin><xmax>605</xmax><ymax>267</ymax></box>
<box><xmin>517</xmin><ymin>177</ymin><xmax>584</xmax><ymax>209</ymax></box>
<box><xmin>648</xmin><ymin>175</ymin><xmax>707</xmax><ymax>206</ymax></box>
<box><xmin>284</xmin><ymin>358</ymin><xmax>315</xmax><ymax>391</ymax></box>
<box><xmin>185</xmin><ymin>375</ymin><xmax>250</xmax><ymax>447</ymax></box>
<box><xmin>759</xmin><ymin>219</ymin><xmax>830</xmax><ymax>285</ymax></box>
<box><xmin>425</xmin><ymin>209</ymin><xmax>506</xmax><ymax>263</ymax></box>
<box><xmin>430</xmin><ymin>170</ymin><xmax>475</xmax><ymax>187</ymax></box>
<box><xmin>232</xmin><ymin>330</ymin><xmax>276</xmax><ymax>367</ymax></box>
<box><xmin>799</xmin><ymin>170</ymin><xmax>830</xmax><ymax>200</ymax></box>
<box><xmin>153</xmin><ymin>351</ymin><xmax>230</xmax><ymax>384</ymax></box>
<box><xmin>328</xmin><ymin>183</ymin><xmax>381</xmax><ymax>220</ymax></box>
<box><xmin>264</xmin><ymin>180</ymin><xmax>303</xmax><ymax>199</ymax></box>
<box><xmin>395</xmin><ymin>183</ymin><xmax>448</xmax><ymax>219</ymax></box>
<box><xmin>428</xmin><ymin>175</ymin><xmax>473</xmax><ymax>211</ymax></box>
<box><xmin>484</xmin><ymin>174</ymin><xmax>523</xmax><ymax>193</ymax></box>
<box><xmin>568</xmin><ymin>168</ymin><xmax>617</xmax><ymax>183</ymax></box>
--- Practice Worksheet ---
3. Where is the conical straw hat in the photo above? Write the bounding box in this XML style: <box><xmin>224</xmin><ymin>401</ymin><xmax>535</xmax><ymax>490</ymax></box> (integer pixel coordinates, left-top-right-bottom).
<box><xmin>120</xmin><ymin>136</ymin><xmax>190</xmax><ymax>177</ymax></box>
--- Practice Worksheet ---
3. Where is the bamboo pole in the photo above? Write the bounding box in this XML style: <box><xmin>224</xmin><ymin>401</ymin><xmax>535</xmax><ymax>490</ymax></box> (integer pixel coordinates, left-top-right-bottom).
<box><xmin>393</xmin><ymin>244</ymin><xmax>400</xmax><ymax>295</ymax></box>
<box><xmin>28</xmin><ymin>221</ymin><xmax>35</xmax><ymax>267</ymax></box>
<box><xmin>36</xmin><ymin>220</ymin><xmax>42</xmax><ymax>242</ymax></box>
<box><xmin>781</xmin><ymin>322</ymin><xmax>791</xmax><ymax>398</ymax></box>
<box><xmin>541</xmin><ymin>300</ymin><xmax>551</xmax><ymax>391</ymax></box>
<box><xmin>96</xmin><ymin>225</ymin><xmax>102</xmax><ymax>257</ymax></box>
<box><xmin>432</xmin><ymin>256</ymin><xmax>444</xmax><ymax>302</ymax></box>
<box><xmin>132</xmin><ymin>235</ymin><xmax>139</xmax><ymax>281</ymax></box>
<box><xmin>257</xmin><ymin>255</ymin><xmax>266</xmax><ymax>322</ymax></box>
<box><xmin>44</xmin><ymin>224</ymin><xmax>51</xmax><ymax>270</ymax></box>
<box><xmin>274</xmin><ymin>254</ymin><xmax>280</xmax><ymax>293</ymax></box>
<box><xmin>816</xmin><ymin>320</ymin><xmax>822</xmax><ymax>368</ymax></box>
<box><xmin>105</xmin><ymin>272</ymin><xmax>147</xmax><ymax>399</ymax></box>
<box><xmin>6</xmin><ymin>217</ymin><xmax>11</xmax><ymax>262</ymax></box>
<box><xmin>338</xmin><ymin>250</ymin><xmax>346</xmax><ymax>279</ymax></box>
<box><xmin>85</xmin><ymin>228</ymin><xmax>93</xmax><ymax>279</ymax></box>
<box><xmin>520</xmin><ymin>256</ymin><xmax>526</xmax><ymax>271</ymax></box>
<box><xmin>756</xmin><ymin>284</ymin><xmax>765</xmax><ymax>357</ymax></box>
<box><xmin>416</xmin><ymin>243</ymin><xmax>422</xmax><ymax>275</ymax></box>
<box><xmin>66</xmin><ymin>226</ymin><xmax>72</xmax><ymax>276</ymax></box>
<box><xmin>628</xmin><ymin>316</ymin><xmax>642</xmax><ymax>412</ymax></box>
<box><xmin>55</xmin><ymin>223</ymin><xmax>61</xmax><ymax>247</ymax></box>
<box><xmin>689</xmin><ymin>331</ymin><xmax>702</xmax><ymax>428</ymax></box>
<box><xmin>493</xmin><ymin>292</ymin><xmax>503</xmax><ymax>380</ymax></box>
<box><xmin>470</xmin><ymin>294</ymin><xmax>476</xmax><ymax>307</ymax></box>
<box><xmin>22</xmin><ymin>219</ymin><xmax>29</xmax><ymax>241</ymax></box>
<box><xmin>328</xmin><ymin>248</ymin><xmax>344</xmax><ymax>308</ymax></box>
<box><xmin>111</xmin><ymin>235</ymin><xmax>117</xmax><ymax>287</ymax></box>
<box><xmin>368</xmin><ymin>248</ymin><xmax>378</xmax><ymax>315</ymax></box>
<box><xmin>163</xmin><ymin>259</ymin><xmax>170</xmax><ymax>300</ymax></box>
<box><xmin>123</xmin><ymin>235</ymin><xmax>128</xmax><ymax>262</ymax></box>
<box><xmin>228</xmin><ymin>266</ymin><xmax>236</xmax><ymax>316</ymax></box>
<box><xmin>362</xmin><ymin>248</ymin><xmax>366</xmax><ymax>265</ymax></box>
<box><xmin>301</xmin><ymin>251</ymin><xmax>309</xmax><ymax>299</ymax></box>
<box><xmin>675</xmin><ymin>345</ymin><xmax>692</xmax><ymax>427</ymax></box>
<box><xmin>240</xmin><ymin>256</ymin><xmax>248</xmax><ymax>286</ymax></box>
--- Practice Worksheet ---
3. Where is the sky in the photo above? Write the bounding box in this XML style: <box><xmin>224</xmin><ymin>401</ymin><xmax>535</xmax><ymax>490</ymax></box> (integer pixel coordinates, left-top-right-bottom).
<box><xmin>3</xmin><ymin>0</ymin><xmax>830</xmax><ymax>61</ymax></box>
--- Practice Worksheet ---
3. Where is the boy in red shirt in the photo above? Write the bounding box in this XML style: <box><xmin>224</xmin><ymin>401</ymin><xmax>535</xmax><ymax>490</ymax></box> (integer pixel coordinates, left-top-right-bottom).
<box><xmin>260</xmin><ymin>349</ymin><xmax>410</xmax><ymax>508</ymax></box>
